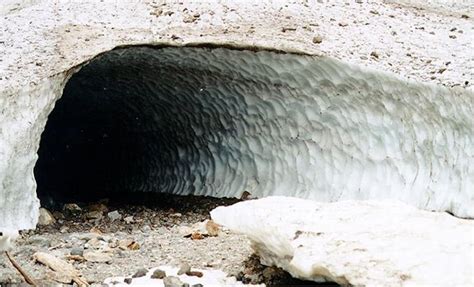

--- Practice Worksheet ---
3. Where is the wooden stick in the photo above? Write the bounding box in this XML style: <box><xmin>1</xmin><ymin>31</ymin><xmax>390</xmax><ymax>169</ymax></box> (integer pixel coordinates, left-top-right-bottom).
<box><xmin>5</xmin><ymin>251</ymin><xmax>37</xmax><ymax>286</ymax></box>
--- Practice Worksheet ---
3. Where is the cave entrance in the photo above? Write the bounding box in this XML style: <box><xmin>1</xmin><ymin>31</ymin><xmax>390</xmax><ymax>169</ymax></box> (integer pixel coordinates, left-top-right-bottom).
<box><xmin>35</xmin><ymin>46</ymin><xmax>250</xmax><ymax>207</ymax></box>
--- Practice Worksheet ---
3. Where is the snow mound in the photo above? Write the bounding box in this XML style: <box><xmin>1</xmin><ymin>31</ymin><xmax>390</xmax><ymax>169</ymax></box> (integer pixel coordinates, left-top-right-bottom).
<box><xmin>212</xmin><ymin>197</ymin><xmax>474</xmax><ymax>286</ymax></box>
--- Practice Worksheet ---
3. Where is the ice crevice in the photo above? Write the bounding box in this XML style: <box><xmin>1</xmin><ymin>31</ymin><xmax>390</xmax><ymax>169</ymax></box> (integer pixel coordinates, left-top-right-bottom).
<box><xmin>1</xmin><ymin>45</ymin><xmax>473</xmax><ymax>232</ymax></box>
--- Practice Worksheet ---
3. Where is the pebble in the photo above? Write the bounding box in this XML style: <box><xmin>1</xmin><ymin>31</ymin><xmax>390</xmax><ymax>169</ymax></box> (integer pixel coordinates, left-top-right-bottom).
<box><xmin>163</xmin><ymin>276</ymin><xmax>185</xmax><ymax>287</ymax></box>
<box><xmin>205</xmin><ymin>220</ymin><xmax>220</xmax><ymax>237</ymax></box>
<box><xmin>124</xmin><ymin>278</ymin><xmax>132</xmax><ymax>284</ymax></box>
<box><xmin>108</xmin><ymin>210</ymin><xmax>122</xmax><ymax>221</ymax></box>
<box><xmin>124</xmin><ymin>216</ymin><xmax>134</xmax><ymax>224</ymax></box>
<box><xmin>151</xmin><ymin>269</ymin><xmax>166</xmax><ymax>279</ymax></box>
<box><xmin>63</xmin><ymin>203</ymin><xmax>82</xmax><ymax>216</ymax></box>
<box><xmin>26</xmin><ymin>235</ymin><xmax>51</xmax><ymax>247</ymax></box>
<box><xmin>70</xmin><ymin>246</ymin><xmax>84</xmax><ymax>256</ymax></box>
<box><xmin>177</xmin><ymin>263</ymin><xmax>191</xmax><ymax>275</ymax></box>
<box><xmin>86</xmin><ymin>211</ymin><xmax>103</xmax><ymax>220</ymax></box>
<box><xmin>132</xmin><ymin>268</ymin><xmax>148</xmax><ymax>278</ymax></box>
<box><xmin>370</xmin><ymin>51</ymin><xmax>379</xmax><ymax>58</ymax></box>
<box><xmin>84</xmin><ymin>251</ymin><xmax>113</xmax><ymax>263</ymax></box>
<box><xmin>37</xmin><ymin>208</ymin><xmax>56</xmax><ymax>226</ymax></box>
<box><xmin>312</xmin><ymin>35</ymin><xmax>323</xmax><ymax>44</ymax></box>
<box><xmin>186</xmin><ymin>271</ymin><xmax>203</xmax><ymax>278</ymax></box>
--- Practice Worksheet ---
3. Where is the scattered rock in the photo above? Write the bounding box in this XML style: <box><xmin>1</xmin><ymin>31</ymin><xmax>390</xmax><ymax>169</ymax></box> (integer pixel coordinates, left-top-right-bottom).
<box><xmin>177</xmin><ymin>263</ymin><xmax>191</xmax><ymax>275</ymax></box>
<box><xmin>186</xmin><ymin>271</ymin><xmax>203</xmax><ymax>278</ymax></box>
<box><xmin>190</xmin><ymin>232</ymin><xmax>205</xmax><ymax>240</ymax></box>
<box><xmin>191</xmin><ymin>284</ymin><xmax>203</xmax><ymax>287</ymax></box>
<box><xmin>281</xmin><ymin>27</ymin><xmax>297</xmax><ymax>32</ymax></box>
<box><xmin>87</xmin><ymin>203</ymin><xmax>108</xmax><ymax>213</ymax></box>
<box><xmin>150</xmin><ymin>7</ymin><xmax>163</xmax><ymax>17</ymax></box>
<box><xmin>66</xmin><ymin>254</ymin><xmax>85</xmax><ymax>262</ymax></box>
<box><xmin>124</xmin><ymin>277</ymin><xmax>132</xmax><ymax>284</ymax></box>
<box><xmin>151</xmin><ymin>269</ymin><xmax>166</xmax><ymax>279</ymax></box>
<box><xmin>124</xmin><ymin>216</ymin><xmax>134</xmax><ymax>224</ymax></box>
<box><xmin>52</xmin><ymin>211</ymin><xmax>65</xmax><ymax>220</ymax></box>
<box><xmin>60</xmin><ymin>226</ymin><xmax>69</xmax><ymax>233</ymax></box>
<box><xmin>107</xmin><ymin>210</ymin><xmax>122</xmax><ymax>221</ymax></box>
<box><xmin>27</xmin><ymin>235</ymin><xmax>51</xmax><ymax>247</ymax></box>
<box><xmin>338</xmin><ymin>22</ymin><xmax>348</xmax><ymax>27</ymax></box>
<box><xmin>369</xmin><ymin>10</ymin><xmax>379</xmax><ymax>15</ymax></box>
<box><xmin>163</xmin><ymin>276</ymin><xmax>184</xmax><ymax>287</ymax></box>
<box><xmin>449</xmin><ymin>34</ymin><xmax>457</xmax><ymax>39</ymax></box>
<box><xmin>183</xmin><ymin>13</ymin><xmax>200</xmax><ymax>23</ymax></box>
<box><xmin>83</xmin><ymin>251</ymin><xmax>112</xmax><ymax>263</ymax></box>
<box><xmin>38</xmin><ymin>208</ymin><xmax>56</xmax><ymax>226</ymax></box>
<box><xmin>205</xmin><ymin>220</ymin><xmax>220</xmax><ymax>237</ymax></box>
<box><xmin>170</xmin><ymin>213</ymin><xmax>182</xmax><ymax>218</ymax></box>
<box><xmin>132</xmin><ymin>268</ymin><xmax>148</xmax><ymax>278</ymax></box>
<box><xmin>461</xmin><ymin>14</ymin><xmax>469</xmax><ymax>19</ymax></box>
<box><xmin>118</xmin><ymin>239</ymin><xmax>140</xmax><ymax>250</ymax></box>
<box><xmin>63</xmin><ymin>203</ymin><xmax>82</xmax><ymax>216</ymax></box>
<box><xmin>355</xmin><ymin>0</ymin><xmax>363</xmax><ymax>3</ymax></box>
<box><xmin>370</xmin><ymin>51</ymin><xmax>379</xmax><ymax>58</ymax></box>
<box><xmin>70</xmin><ymin>247</ymin><xmax>84</xmax><ymax>256</ymax></box>
<box><xmin>438</xmin><ymin>67</ymin><xmax>447</xmax><ymax>74</ymax></box>
<box><xmin>86</xmin><ymin>211</ymin><xmax>103</xmax><ymax>220</ymax></box>
<box><xmin>312</xmin><ymin>35</ymin><xmax>323</xmax><ymax>44</ymax></box>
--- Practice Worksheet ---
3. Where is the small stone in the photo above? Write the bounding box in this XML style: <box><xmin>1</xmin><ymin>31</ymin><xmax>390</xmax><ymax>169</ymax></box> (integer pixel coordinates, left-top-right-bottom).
<box><xmin>461</xmin><ymin>14</ymin><xmax>469</xmax><ymax>19</ymax></box>
<box><xmin>338</xmin><ymin>22</ymin><xmax>348</xmax><ymax>27</ymax></box>
<box><xmin>52</xmin><ymin>211</ymin><xmax>65</xmax><ymax>220</ymax></box>
<box><xmin>191</xmin><ymin>284</ymin><xmax>203</xmax><ymax>287</ymax></box>
<box><xmin>151</xmin><ymin>269</ymin><xmax>166</xmax><ymax>279</ymax></box>
<box><xmin>132</xmin><ymin>268</ymin><xmax>148</xmax><ymax>278</ymax></box>
<box><xmin>177</xmin><ymin>263</ymin><xmax>191</xmax><ymax>275</ymax></box>
<box><xmin>63</xmin><ymin>203</ymin><xmax>82</xmax><ymax>216</ymax></box>
<box><xmin>355</xmin><ymin>0</ymin><xmax>363</xmax><ymax>3</ymax></box>
<box><xmin>118</xmin><ymin>239</ymin><xmax>140</xmax><ymax>250</ymax></box>
<box><xmin>38</xmin><ymin>208</ymin><xmax>56</xmax><ymax>226</ymax></box>
<box><xmin>83</xmin><ymin>251</ymin><xmax>112</xmax><ymax>263</ymax></box>
<box><xmin>449</xmin><ymin>34</ymin><xmax>457</xmax><ymax>39</ymax></box>
<box><xmin>86</xmin><ymin>211</ymin><xmax>103</xmax><ymax>220</ymax></box>
<box><xmin>312</xmin><ymin>35</ymin><xmax>323</xmax><ymax>44</ymax></box>
<box><xmin>107</xmin><ymin>210</ymin><xmax>122</xmax><ymax>221</ymax></box>
<box><xmin>60</xmin><ymin>226</ymin><xmax>69</xmax><ymax>233</ymax></box>
<box><xmin>186</xmin><ymin>271</ymin><xmax>203</xmax><ymax>278</ymax></box>
<box><xmin>170</xmin><ymin>213</ymin><xmax>182</xmax><ymax>218</ymax></box>
<box><xmin>370</xmin><ymin>51</ymin><xmax>379</xmax><ymax>59</ymax></box>
<box><xmin>190</xmin><ymin>232</ymin><xmax>204</xmax><ymax>240</ymax></box>
<box><xmin>124</xmin><ymin>216</ymin><xmax>134</xmax><ymax>224</ymax></box>
<box><xmin>87</xmin><ymin>203</ymin><xmax>108</xmax><ymax>213</ymax></box>
<box><xmin>369</xmin><ymin>10</ymin><xmax>379</xmax><ymax>15</ymax></box>
<box><xmin>438</xmin><ymin>67</ymin><xmax>447</xmax><ymax>74</ymax></box>
<box><xmin>205</xmin><ymin>220</ymin><xmax>220</xmax><ymax>237</ymax></box>
<box><xmin>70</xmin><ymin>246</ymin><xmax>84</xmax><ymax>256</ymax></box>
<box><xmin>163</xmin><ymin>276</ymin><xmax>184</xmax><ymax>287</ymax></box>
<box><xmin>240</xmin><ymin>191</ymin><xmax>252</xmax><ymax>200</ymax></box>
<box><xmin>124</xmin><ymin>278</ymin><xmax>132</xmax><ymax>284</ymax></box>
<box><xmin>27</xmin><ymin>235</ymin><xmax>51</xmax><ymax>247</ymax></box>
<box><xmin>150</xmin><ymin>7</ymin><xmax>163</xmax><ymax>17</ymax></box>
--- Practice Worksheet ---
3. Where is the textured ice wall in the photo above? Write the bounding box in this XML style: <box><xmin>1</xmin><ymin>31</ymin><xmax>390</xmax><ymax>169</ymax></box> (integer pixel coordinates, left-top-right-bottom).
<box><xmin>1</xmin><ymin>46</ymin><xmax>474</xmax><ymax>232</ymax></box>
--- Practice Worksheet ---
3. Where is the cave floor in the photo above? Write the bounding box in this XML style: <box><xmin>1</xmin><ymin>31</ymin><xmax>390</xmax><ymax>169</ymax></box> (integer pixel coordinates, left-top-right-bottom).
<box><xmin>0</xmin><ymin>194</ymin><xmax>330</xmax><ymax>286</ymax></box>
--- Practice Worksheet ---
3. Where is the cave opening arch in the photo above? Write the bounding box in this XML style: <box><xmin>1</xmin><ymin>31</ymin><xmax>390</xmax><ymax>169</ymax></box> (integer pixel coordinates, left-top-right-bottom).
<box><xmin>34</xmin><ymin>45</ymin><xmax>286</xmax><ymax>206</ymax></box>
<box><xmin>33</xmin><ymin>45</ymin><xmax>472</xmax><ymax>217</ymax></box>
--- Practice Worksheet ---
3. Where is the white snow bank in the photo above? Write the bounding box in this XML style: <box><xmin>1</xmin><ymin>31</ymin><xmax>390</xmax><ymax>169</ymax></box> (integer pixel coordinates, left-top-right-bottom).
<box><xmin>211</xmin><ymin>197</ymin><xmax>474</xmax><ymax>286</ymax></box>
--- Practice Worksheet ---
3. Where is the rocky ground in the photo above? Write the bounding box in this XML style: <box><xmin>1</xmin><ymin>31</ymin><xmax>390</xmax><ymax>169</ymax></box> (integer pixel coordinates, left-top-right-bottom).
<box><xmin>0</xmin><ymin>194</ymin><xmax>331</xmax><ymax>286</ymax></box>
